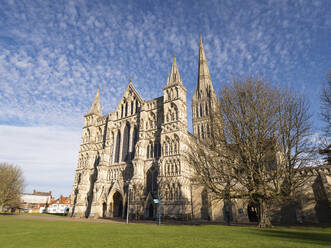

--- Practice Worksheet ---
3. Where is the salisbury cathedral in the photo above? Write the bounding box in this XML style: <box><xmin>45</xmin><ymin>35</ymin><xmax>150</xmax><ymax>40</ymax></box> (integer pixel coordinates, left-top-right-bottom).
<box><xmin>70</xmin><ymin>37</ymin><xmax>219</xmax><ymax>220</ymax></box>
<box><xmin>71</xmin><ymin>38</ymin><xmax>331</xmax><ymax>223</ymax></box>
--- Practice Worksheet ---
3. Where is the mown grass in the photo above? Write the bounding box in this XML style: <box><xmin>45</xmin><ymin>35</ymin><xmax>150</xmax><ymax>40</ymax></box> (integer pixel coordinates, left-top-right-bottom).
<box><xmin>0</xmin><ymin>215</ymin><xmax>330</xmax><ymax>248</ymax></box>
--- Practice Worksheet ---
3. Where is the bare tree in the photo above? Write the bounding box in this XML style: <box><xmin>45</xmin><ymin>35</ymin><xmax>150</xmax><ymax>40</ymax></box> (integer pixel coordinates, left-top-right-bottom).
<box><xmin>276</xmin><ymin>89</ymin><xmax>315</xmax><ymax>215</ymax></box>
<box><xmin>319</xmin><ymin>73</ymin><xmax>331</xmax><ymax>164</ymax></box>
<box><xmin>185</xmin><ymin>78</ymin><xmax>314</xmax><ymax>228</ymax></box>
<box><xmin>0</xmin><ymin>162</ymin><xmax>24</xmax><ymax>211</ymax></box>
<box><xmin>321</xmin><ymin>73</ymin><xmax>331</xmax><ymax>137</ymax></box>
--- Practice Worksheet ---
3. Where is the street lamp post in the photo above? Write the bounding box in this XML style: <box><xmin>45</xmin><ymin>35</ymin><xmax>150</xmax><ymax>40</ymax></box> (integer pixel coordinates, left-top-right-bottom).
<box><xmin>154</xmin><ymin>198</ymin><xmax>162</xmax><ymax>225</ymax></box>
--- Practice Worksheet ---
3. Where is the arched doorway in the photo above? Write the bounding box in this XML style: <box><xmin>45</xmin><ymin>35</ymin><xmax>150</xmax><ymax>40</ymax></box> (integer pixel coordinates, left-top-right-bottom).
<box><xmin>247</xmin><ymin>203</ymin><xmax>259</xmax><ymax>222</ymax></box>
<box><xmin>148</xmin><ymin>203</ymin><xmax>154</xmax><ymax>219</ymax></box>
<box><xmin>201</xmin><ymin>188</ymin><xmax>210</xmax><ymax>220</ymax></box>
<box><xmin>146</xmin><ymin>166</ymin><xmax>158</xmax><ymax>195</ymax></box>
<box><xmin>113</xmin><ymin>192</ymin><xmax>123</xmax><ymax>218</ymax></box>
<box><xmin>102</xmin><ymin>202</ymin><xmax>107</xmax><ymax>218</ymax></box>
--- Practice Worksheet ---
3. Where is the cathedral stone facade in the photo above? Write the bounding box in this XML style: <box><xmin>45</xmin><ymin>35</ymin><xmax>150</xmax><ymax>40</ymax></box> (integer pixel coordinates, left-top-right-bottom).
<box><xmin>71</xmin><ymin>38</ymin><xmax>331</xmax><ymax>223</ymax></box>
<box><xmin>71</xmin><ymin>38</ymin><xmax>216</xmax><ymax>219</ymax></box>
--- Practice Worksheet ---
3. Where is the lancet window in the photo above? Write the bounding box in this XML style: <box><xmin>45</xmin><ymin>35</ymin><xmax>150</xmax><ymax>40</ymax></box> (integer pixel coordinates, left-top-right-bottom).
<box><xmin>166</xmin><ymin>103</ymin><xmax>178</xmax><ymax>123</ymax></box>
<box><xmin>125</xmin><ymin>102</ymin><xmax>128</xmax><ymax>117</ymax></box>
<box><xmin>97</xmin><ymin>127</ymin><xmax>103</xmax><ymax>142</ymax></box>
<box><xmin>205</xmin><ymin>102</ymin><xmax>209</xmax><ymax>115</ymax></box>
<box><xmin>121</xmin><ymin>123</ymin><xmax>130</xmax><ymax>162</ymax></box>
<box><xmin>131</xmin><ymin>101</ymin><xmax>134</xmax><ymax>115</ymax></box>
<box><xmin>163</xmin><ymin>182</ymin><xmax>181</xmax><ymax>201</ymax></box>
<box><xmin>83</xmin><ymin>128</ymin><xmax>91</xmax><ymax>143</ymax></box>
<box><xmin>201</xmin><ymin>124</ymin><xmax>205</xmax><ymax>139</ymax></box>
<box><xmin>114</xmin><ymin>130</ymin><xmax>121</xmax><ymax>163</ymax></box>
<box><xmin>200</xmin><ymin>103</ymin><xmax>203</xmax><ymax>117</ymax></box>
<box><xmin>146</xmin><ymin>140</ymin><xmax>161</xmax><ymax>159</ymax></box>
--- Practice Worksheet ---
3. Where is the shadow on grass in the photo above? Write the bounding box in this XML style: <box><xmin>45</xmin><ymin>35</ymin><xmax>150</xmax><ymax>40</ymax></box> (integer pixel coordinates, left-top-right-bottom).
<box><xmin>257</xmin><ymin>229</ymin><xmax>331</xmax><ymax>246</ymax></box>
<box><xmin>2</xmin><ymin>213</ymin><xmax>69</xmax><ymax>217</ymax></box>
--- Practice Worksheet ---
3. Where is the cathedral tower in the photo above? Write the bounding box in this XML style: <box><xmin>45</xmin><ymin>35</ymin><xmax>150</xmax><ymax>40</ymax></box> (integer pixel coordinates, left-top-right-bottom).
<box><xmin>163</xmin><ymin>54</ymin><xmax>187</xmax><ymax>129</ymax></box>
<box><xmin>72</xmin><ymin>88</ymin><xmax>102</xmax><ymax>217</ymax></box>
<box><xmin>192</xmin><ymin>37</ymin><xmax>218</xmax><ymax>140</ymax></box>
<box><xmin>158</xmin><ymin>55</ymin><xmax>189</xmax><ymax>217</ymax></box>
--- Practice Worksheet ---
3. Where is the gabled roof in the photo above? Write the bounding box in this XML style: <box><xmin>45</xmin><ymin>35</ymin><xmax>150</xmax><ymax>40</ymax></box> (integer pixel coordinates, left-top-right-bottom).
<box><xmin>127</xmin><ymin>77</ymin><xmax>144</xmax><ymax>103</ymax></box>
<box><xmin>114</xmin><ymin>78</ymin><xmax>145</xmax><ymax>112</ymax></box>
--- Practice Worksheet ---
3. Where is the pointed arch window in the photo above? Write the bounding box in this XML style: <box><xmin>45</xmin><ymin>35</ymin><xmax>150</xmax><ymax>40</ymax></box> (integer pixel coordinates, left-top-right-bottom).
<box><xmin>132</xmin><ymin>127</ymin><xmax>138</xmax><ymax>159</ymax></box>
<box><xmin>131</xmin><ymin>101</ymin><xmax>134</xmax><ymax>115</ymax></box>
<box><xmin>154</xmin><ymin>142</ymin><xmax>159</xmax><ymax>158</ymax></box>
<box><xmin>122</xmin><ymin>123</ymin><xmax>130</xmax><ymax>161</ymax></box>
<box><xmin>98</xmin><ymin>127</ymin><xmax>103</xmax><ymax>142</ymax></box>
<box><xmin>170</xmin><ymin>141</ymin><xmax>173</xmax><ymax>155</ymax></box>
<box><xmin>165</xmin><ymin>143</ymin><xmax>168</xmax><ymax>156</ymax></box>
<box><xmin>114</xmin><ymin>130</ymin><xmax>121</xmax><ymax>163</ymax></box>
<box><xmin>205</xmin><ymin>102</ymin><xmax>209</xmax><ymax>115</ymax></box>
<box><xmin>197</xmin><ymin>125</ymin><xmax>200</xmax><ymax>139</ymax></box>
<box><xmin>149</xmin><ymin>142</ymin><xmax>154</xmax><ymax>158</ymax></box>
<box><xmin>87</xmin><ymin>128</ymin><xmax>91</xmax><ymax>143</ymax></box>
<box><xmin>201</xmin><ymin>124</ymin><xmax>205</xmax><ymax>139</ymax></box>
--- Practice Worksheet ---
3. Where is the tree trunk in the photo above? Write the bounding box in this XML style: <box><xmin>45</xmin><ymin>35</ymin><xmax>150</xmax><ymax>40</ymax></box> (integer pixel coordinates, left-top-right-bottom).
<box><xmin>258</xmin><ymin>199</ymin><xmax>273</xmax><ymax>228</ymax></box>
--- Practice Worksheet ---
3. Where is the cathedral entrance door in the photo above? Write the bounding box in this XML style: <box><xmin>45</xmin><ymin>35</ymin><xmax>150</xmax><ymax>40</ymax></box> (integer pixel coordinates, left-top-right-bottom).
<box><xmin>148</xmin><ymin>203</ymin><xmax>154</xmax><ymax>219</ymax></box>
<box><xmin>113</xmin><ymin>192</ymin><xmax>123</xmax><ymax>218</ymax></box>
<box><xmin>247</xmin><ymin>204</ymin><xmax>259</xmax><ymax>222</ymax></box>
<box><xmin>102</xmin><ymin>202</ymin><xmax>107</xmax><ymax>218</ymax></box>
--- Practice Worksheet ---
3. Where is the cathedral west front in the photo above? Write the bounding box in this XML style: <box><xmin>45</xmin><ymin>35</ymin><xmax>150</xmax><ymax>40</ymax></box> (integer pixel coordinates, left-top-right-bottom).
<box><xmin>70</xmin><ymin>37</ymin><xmax>331</xmax><ymax>223</ymax></box>
<box><xmin>70</xmin><ymin>37</ymin><xmax>219</xmax><ymax>220</ymax></box>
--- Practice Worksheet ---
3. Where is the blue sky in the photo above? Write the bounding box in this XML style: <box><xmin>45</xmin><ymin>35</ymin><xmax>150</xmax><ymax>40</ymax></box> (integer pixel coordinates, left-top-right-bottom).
<box><xmin>0</xmin><ymin>0</ymin><xmax>330</xmax><ymax>197</ymax></box>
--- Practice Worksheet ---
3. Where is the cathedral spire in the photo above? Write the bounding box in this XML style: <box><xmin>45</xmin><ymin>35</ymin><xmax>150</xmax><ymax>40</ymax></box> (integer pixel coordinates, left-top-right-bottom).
<box><xmin>87</xmin><ymin>88</ymin><xmax>102</xmax><ymax>116</ymax></box>
<box><xmin>167</xmin><ymin>54</ymin><xmax>182</xmax><ymax>86</ymax></box>
<box><xmin>195</xmin><ymin>36</ymin><xmax>215</xmax><ymax>98</ymax></box>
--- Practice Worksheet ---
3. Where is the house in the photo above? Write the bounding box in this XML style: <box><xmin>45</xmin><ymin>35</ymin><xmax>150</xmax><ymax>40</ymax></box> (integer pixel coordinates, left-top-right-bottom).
<box><xmin>21</xmin><ymin>189</ymin><xmax>52</xmax><ymax>213</ymax></box>
<box><xmin>44</xmin><ymin>195</ymin><xmax>71</xmax><ymax>214</ymax></box>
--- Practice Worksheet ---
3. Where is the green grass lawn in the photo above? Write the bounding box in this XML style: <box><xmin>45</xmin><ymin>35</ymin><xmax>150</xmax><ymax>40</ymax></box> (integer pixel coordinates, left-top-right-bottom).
<box><xmin>0</xmin><ymin>215</ymin><xmax>330</xmax><ymax>248</ymax></box>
